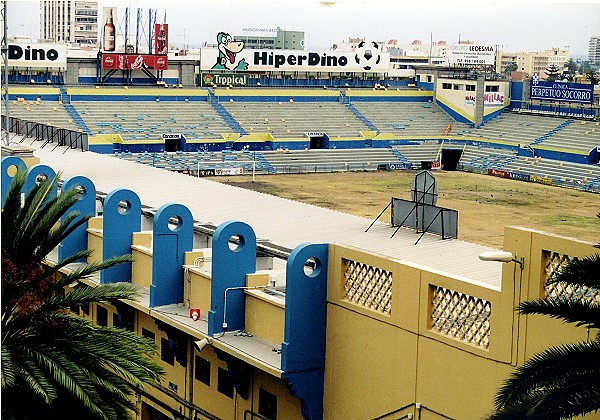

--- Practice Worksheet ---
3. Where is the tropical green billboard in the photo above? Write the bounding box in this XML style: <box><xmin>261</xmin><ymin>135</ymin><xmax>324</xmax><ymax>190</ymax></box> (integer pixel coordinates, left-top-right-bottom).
<box><xmin>202</xmin><ymin>73</ymin><xmax>248</xmax><ymax>87</ymax></box>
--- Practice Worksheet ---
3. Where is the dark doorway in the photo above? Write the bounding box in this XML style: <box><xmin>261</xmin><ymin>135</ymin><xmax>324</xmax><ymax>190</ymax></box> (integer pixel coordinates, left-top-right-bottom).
<box><xmin>310</xmin><ymin>136</ymin><xmax>325</xmax><ymax>149</ymax></box>
<box><xmin>165</xmin><ymin>137</ymin><xmax>179</xmax><ymax>152</ymax></box>
<box><xmin>441</xmin><ymin>149</ymin><xmax>462</xmax><ymax>171</ymax></box>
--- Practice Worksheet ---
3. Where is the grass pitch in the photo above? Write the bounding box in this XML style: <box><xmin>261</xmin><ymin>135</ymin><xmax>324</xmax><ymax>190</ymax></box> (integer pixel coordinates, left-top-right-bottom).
<box><xmin>211</xmin><ymin>170</ymin><xmax>600</xmax><ymax>248</ymax></box>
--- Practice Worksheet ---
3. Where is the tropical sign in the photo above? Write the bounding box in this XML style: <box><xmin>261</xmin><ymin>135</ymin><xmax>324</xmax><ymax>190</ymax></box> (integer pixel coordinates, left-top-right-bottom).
<box><xmin>202</xmin><ymin>73</ymin><xmax>248</xmax><ymax>87</ymax></box>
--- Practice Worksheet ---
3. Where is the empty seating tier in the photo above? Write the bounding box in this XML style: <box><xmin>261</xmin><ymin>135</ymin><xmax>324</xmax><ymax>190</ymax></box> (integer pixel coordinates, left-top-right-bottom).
<box><xmin>71</xmin><ymin>101</ymin><xmax>236</xmax><ymax>140</ymax></box>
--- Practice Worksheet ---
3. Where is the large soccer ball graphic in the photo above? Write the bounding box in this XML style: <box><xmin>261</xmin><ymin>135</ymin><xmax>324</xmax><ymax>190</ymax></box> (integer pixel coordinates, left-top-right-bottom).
<box><xmin>355</xmin><ymin>40</ymin><xmax>381</xmax><ymax>71</ymax></box>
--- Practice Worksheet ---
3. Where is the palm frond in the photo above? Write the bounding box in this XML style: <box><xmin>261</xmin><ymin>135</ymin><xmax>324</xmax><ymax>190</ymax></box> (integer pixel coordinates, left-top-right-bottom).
<box><xmin>518</xmin><ymin>298</ymin><xmax>600</xmax><ymax>329</ymax></box>
<box><xmin>495</xmin><ymin>341</ymin><xmax>600</xmax><ymax>417</ymax></box>
<box><xmin>548</xmin><ymin>253</ymin><xmax>600</xmax><ymax>290</ymax></box>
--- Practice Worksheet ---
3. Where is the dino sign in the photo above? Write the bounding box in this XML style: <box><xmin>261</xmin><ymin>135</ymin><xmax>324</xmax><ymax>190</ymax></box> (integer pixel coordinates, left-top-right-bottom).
<box><xmin>211</xmin><ymin>32</ymin><xmax>249</xmax><ymax>71</ymax></box>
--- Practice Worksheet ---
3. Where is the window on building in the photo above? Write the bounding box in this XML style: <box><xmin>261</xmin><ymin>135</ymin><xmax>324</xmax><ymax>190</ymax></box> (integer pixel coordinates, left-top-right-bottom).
<box><xmin>195</xmin><ymin>356</ymin><xmax>211</xmax><ymax>386</ymax></box>
<box><xmin>259</xmin><ymin>388</ymin><xmax>278</xmax><ymax>420</ymax></box>
<box><xmin>453</xmin><ymin>84</ymin><xmax>462</xmax><ymax>90</ymax></box>
<box><xmin>96</xmin><ymin>305</ymin><xmax>108</xmax><ymax>327</ymax></box>
<box><xmin>485</xmin><ymin>85</ymin><xmax>499</xmax><ymax>92</ymax></box>
<box><xmin>142</xmin><ymin>328</ymin><xmax>155</xmax><ymax>341</ymax></box>
<box><xmin>80</xmin><ymin>302</ymin><xmax>90</xmax><ymax>316</ymax></box>
<box><xmin>442</xmin><ymin>83</ymin><xmax>452</xmax><ymax>90</ymax></box>
<box><xmin>161</xmin><ymin>338</ymin><xmax>175</xmax><ymax>366</ymax></box>
<box><xmin>217</xmin><ymin>367</ymin><xmax>234</xmax><ymax>398</ymax></box>
<box><xmin>466</xmin><ymin>85</ymin><xmax>475</xmax><ymax>91</ymax></box>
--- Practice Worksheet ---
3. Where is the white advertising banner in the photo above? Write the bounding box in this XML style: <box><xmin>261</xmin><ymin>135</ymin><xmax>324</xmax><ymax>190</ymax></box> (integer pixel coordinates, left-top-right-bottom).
<box><xmin>8</xmin><ymin>43</ymin><xmax>67</xmax><ymax>69</ymax></box>
<box><xmin>201</xmin><ymin>47</ymin><xmax>390</xmax><ymax>73</ymax></box>
<box><xmin>447</xmin><ymin>44</ymin><xmax>495</xmax><ymax>66</ymax></box>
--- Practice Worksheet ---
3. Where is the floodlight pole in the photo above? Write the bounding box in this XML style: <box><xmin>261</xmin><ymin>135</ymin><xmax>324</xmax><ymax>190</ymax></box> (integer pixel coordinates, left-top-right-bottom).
<box><xmin>1</xmin><ymin>0</ymin><xmax>9</xmax><ymax>146</ymax></box>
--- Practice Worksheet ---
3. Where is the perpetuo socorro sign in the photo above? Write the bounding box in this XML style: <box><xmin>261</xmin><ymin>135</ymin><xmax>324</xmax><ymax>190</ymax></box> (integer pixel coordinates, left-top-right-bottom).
<box><xmin>530</xmin><ymin>80</ymin><xmax>593</xmax><ymax>104</ymax></box>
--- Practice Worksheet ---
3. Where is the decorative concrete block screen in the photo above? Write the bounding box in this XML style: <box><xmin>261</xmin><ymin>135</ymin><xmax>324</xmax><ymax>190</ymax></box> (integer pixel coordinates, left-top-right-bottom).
<box><xmin>342</xmin><ymin>259</ymin><xmax>392</xmax><ymax>315</ymax></box>
<box><xmin>430</xmin><ymin>286</ymin><xmax>491</xmax><ymax>350</ymax></box>
<box><xmin>544</xmin><ymin>251</ymin><xmax>599</xmax><ymax>304</ymax></box>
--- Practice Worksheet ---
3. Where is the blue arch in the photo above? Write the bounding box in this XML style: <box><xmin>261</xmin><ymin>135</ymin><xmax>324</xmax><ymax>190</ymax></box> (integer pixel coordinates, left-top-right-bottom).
<box><xmin>1</xmin><ymin>156</ymin><xmax>27</xmax><ymax>206</ymax></box>
<box><xmin>281</xmin><ymin>242</ymin><xmax>329</xmax><ymax>420</ymax></box>
<box><xmin>208</xmin><ymin>220</ymin><xmax>256</xmax><ymax>336</ymax></box>
<box><xmin>24</xmin><ymin>164</ymin><xmax>57</xmax><ymax>198</ymax></box>
<box><xmin>150</xmin><ymin>203</ymin><xmax>193</xmax><ymax>308</ymax></box>
<box><xmin>58</xmin><ymin>176</ymin><xmax>96</xmax><ymax>263</ymax></box>
<box><xmin>101</xmin><ymin>189</ymin><xmax>142</xmax><ymax>283</ymax></box>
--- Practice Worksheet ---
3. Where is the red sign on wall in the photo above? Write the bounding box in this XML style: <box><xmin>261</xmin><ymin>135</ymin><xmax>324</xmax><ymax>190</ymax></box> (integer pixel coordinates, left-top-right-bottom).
<box><xmin>154</xmin><ymin>24</ymin><xmax>168</xmax><ymax>55</ymax></box>
<box><xmin>102</xmin><ymin>54</ymin><xmax>168</xmax><ymax>70</ymax></box>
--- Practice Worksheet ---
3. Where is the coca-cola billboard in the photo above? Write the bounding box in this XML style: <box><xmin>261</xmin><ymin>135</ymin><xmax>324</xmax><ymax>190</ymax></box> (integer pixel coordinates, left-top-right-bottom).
<box><xmin>154</xmin><ymin>23</ymin><xmax>169</xmax><ymax>55</ymax></box>
<box><xmin>102</xmin><ymin>53</ymin><xmax>168</xmax><ymax>70</ymax></box>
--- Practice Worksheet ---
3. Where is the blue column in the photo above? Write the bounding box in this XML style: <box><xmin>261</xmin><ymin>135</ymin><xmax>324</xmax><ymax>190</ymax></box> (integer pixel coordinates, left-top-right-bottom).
<box><xmin>281</xmin><ymin>242</ymin><xmax>329</xmax><ymax>420</ymax></box>
<box><xmin>1</xmin><ymin>156</ymin><xmax>27</xmax><ymax>206</ymax></box>
<box><xmin>100</xmin><ymin>188</ymin><xmax>141</xmax><ymax>283</ymax></box>
<box><xmin>208</xmin><ymin>220</ymin><xmax>256</xmax><ymax>336</ymax></box>
<box><xmin>58</xmin><ymin>176</ymin><xmax>96</xmax><ymax>263</ymax></box>
<box><xmin>24</xmin><ymin>164</ymin><xmax>57</xmax><ymax>198</ymax></box>
<box><xmin>149</xmin><ymin>203</ymin><xmax>193</xmax><ymax>308</ymax></box>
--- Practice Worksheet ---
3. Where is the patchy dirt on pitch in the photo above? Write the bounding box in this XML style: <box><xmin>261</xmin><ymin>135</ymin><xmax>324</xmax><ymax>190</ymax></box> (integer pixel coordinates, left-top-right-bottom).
<box><xmin>213</xmin><ymin>171</ymin><xmax>600</xmax><ymax>248</ymax></box>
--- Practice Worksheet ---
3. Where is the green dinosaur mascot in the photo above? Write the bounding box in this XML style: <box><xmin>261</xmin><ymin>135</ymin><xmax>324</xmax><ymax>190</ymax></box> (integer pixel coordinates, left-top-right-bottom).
<box><xmin>211</xmin><ymin>32</ymin><xmax>249</xmax><ymax>71</ymax></box>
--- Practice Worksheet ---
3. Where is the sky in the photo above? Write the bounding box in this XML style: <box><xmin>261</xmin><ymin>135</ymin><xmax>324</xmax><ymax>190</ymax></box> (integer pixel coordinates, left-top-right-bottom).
<box><xmin>5</xmin><ymin>0</ymin><xmax>600</xmax><ymax>58</ymax></box>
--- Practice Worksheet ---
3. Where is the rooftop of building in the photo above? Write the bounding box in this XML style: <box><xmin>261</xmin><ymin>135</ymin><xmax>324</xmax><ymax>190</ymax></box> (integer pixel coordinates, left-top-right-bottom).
<box><xmin>31</xmin><ymin>144</ymin><xmax>503</xmax><ymax>290</ymax></box>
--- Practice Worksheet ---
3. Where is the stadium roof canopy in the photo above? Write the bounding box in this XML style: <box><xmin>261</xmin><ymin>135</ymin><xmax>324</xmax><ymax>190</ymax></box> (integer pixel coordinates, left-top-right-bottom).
<box><xmin>32</xmin><ymin>147</ymin><xmax>503</xmax><ymax>289</ymax></box>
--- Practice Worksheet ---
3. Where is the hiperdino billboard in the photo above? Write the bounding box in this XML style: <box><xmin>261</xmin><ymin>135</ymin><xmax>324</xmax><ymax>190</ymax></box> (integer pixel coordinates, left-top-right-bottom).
<box><xmin>202</xmin><ymin>73</ymin><xmax>248</xmax><ymax>87</ymax></box>
<box><xmin>201</xmin><ymin>47</ymin><xmax>390</xmax><ymax>73</ymax></box>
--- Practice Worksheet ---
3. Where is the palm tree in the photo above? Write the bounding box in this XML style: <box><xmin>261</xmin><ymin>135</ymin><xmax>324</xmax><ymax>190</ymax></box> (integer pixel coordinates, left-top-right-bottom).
<box><xmin>489</xmin><ymin>224</ymin><xmax>600</xmax><ymax>419</ymax></box>
<box><xmin>545</xmin><ymin>64</ymin><xmax>562</xmax><ymax>82</ymax></box>
<box><xmin>1</xmin><ymin>168</ymin><xmax>164</xmax><ymax>420</ymax></box>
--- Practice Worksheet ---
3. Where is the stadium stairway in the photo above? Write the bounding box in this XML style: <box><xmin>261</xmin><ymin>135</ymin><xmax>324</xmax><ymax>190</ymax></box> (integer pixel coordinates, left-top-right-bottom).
<box><xmin>389</xmin><ymin>148</ymin><xmax>412</xmax><ymax>169</ymax></box>
<box><xmin>254</xmin><ymin>152</ymin><xmax>276</xmax><ymax>174</ymax></box>
<box><xmin>530</xmin><ymin>119</ymin><xmax>574</xmax><ymax>146</ymax></box>
<box><xmin>344</xmin><ymin>102</ymin><xmax>379</xmax><ymax>133</ymax></box>
<box><xmin>58</xmin><ymin>86</ymin><xmax>92</xmax><ymax>135</ymax></box>
<box><xmin>208</xmin><ymin>92</ymin><xmax>247</xmax><ymax>135</ymax></box>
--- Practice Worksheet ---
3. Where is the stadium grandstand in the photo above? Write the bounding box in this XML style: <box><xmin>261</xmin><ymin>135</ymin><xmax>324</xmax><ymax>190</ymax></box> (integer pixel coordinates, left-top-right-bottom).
<box><xmin>3</xmin><ymin>79</ymin><xmax>598</xmax><ymax>192</ymax></box>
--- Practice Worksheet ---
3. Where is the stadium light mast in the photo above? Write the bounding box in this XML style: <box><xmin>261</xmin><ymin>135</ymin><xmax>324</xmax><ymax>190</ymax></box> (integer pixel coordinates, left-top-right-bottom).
<box><xmin>1</xmin><ymin>0</ymin><xmax>9</xmax><ymax>146</ymax></box>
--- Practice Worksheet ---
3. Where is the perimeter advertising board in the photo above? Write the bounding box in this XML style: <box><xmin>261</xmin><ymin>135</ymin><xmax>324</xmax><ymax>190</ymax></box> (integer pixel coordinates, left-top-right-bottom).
<box><xmin>530</xmin><ymin>75</ymin><xmax>593</xmax><ymax>104</ymax></box>
<box><xmin>201</xmin><ymin>47</ymin><xmax>390</xmax><ymax>73</ymax></box>
<box><xmin>8</xmin><ymin>43</ymin><xmax>67</xmax><ymax>69</ymax></box>
<box><xmin>448</xmin><ymin>44</ymin><xmax>495</xmax><ymax>66</ymax></box>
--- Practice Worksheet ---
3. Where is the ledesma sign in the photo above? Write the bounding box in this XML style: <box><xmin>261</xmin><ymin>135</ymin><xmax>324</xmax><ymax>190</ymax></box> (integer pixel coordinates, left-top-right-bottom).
<box><xmin>447</xmin><ymin>44</ymin><xmax>495</xmax><ymax>66</ymax></box>
<box><xmin>8</xmin><ymin>43</ymin><xmax>67</xmax><ymax>69</ymax></box>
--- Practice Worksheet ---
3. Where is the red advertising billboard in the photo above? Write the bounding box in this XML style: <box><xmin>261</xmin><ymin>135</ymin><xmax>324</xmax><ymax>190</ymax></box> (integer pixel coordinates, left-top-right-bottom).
<box><xmin>102</xmin><ymin>53</ymin><xmax>168</xmax><ymax>70</ymax></box>
<box><xmin>154</xmin><ymin>23</ymin><xmax>168</xmax><ymax>55</ymax></box>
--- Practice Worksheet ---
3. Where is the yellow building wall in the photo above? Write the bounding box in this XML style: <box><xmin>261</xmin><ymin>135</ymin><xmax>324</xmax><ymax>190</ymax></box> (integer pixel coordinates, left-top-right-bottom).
<box><xmin>436</xmin><ymin>82</ymin><xmax>476</xmax><ymax>123</ymax></box>
<box><xmin>192</xmin><ymin>345</ymin><xmax>238</xmax><ymax>419</ymax></box>
<box><xmin>251</xmin><ymin>369</ymin><xmax>304</xmax><ymax>420</ymax></box>
<box><xmin>187</xmin><ymin>269</ymin><xmax>212</xmax><ymax>314</ymax></box>
<box><xmin>324</xmin><ymin>304</ymin><xmax>418</xmax><ymax>419</ymax></box>
<box><xmin>244</xmin><ymin>292</ymin><xmax>285</xmax><ymax>344</ymax></box>
<box><xmin>131</xmin><ymin>232</ymin><xmax>153</xmax><ymax>288</ymax></box>
<box><xmin>325</xmin><ymin>227</ymin><xmax>599</xmax><ymax>420</ymax></box>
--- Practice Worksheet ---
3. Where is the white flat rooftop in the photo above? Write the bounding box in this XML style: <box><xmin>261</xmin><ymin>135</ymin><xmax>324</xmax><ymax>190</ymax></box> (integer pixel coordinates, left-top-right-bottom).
<box><xmin>30</xmin><ymin>145</ymin><xmax>503</xmax><ymax>289</ymax></box>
